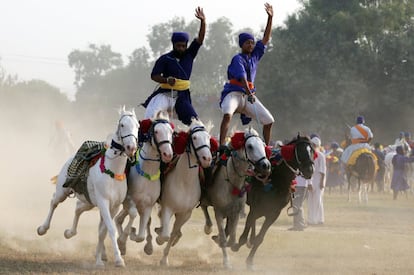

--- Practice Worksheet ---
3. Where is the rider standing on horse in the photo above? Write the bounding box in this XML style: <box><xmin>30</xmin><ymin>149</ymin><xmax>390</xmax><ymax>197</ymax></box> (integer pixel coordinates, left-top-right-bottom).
<box><xmin>341</xmin><ymin>115</ymin><xmax>373</xmax><ymax>166</ymax></box>
<box><xmin>142</xmin><ymin>7</ymin><xmax>206</xmax><ymax>126</ymax></box>
<box><xmin>218</xmin><ymin>3</ymin><xmax>274</xmax><ymax>149</ymax></box>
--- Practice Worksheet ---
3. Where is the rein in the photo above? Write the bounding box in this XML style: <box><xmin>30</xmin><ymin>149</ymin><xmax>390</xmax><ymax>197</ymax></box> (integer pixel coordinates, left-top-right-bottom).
<box><xmin>186</xmin><ymin>126</ymin><xmax>210</xmax><ymax>169</ymax></box>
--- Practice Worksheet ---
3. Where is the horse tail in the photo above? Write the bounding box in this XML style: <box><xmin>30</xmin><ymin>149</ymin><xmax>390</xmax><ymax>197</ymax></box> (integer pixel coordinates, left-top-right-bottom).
<box><xmin>50</xmin><ymin>175</ymin><xmax>58</xmax><ymax>185</ymax></box>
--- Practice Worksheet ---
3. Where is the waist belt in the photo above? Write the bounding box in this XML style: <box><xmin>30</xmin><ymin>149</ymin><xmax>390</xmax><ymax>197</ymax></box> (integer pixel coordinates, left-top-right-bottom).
<box><xmin>229</xmin><ymin>79</ymin><xmax>255</xmax><ymax>90</ymax></box>
<box><xmin>160</xmin><ymin>79</ymin><xmax>190</xmax><ymax>91</ymax></box>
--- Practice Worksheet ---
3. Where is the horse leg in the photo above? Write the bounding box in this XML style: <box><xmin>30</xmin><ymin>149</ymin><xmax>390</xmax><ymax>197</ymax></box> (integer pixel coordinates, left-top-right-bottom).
<box><xmin>131</xmin><ymin>206</ymin><xmax>151</xmax><ymax>243</ymax></box>
<box><xmin>143</xmin><ymin>216</ymin><xmax>153</xmax><ymax>255</ymax></box>
<box><xmin>226</xmin><ymin>213</ymin><xmax>240</xmax><ymax>247</ymax></box>
<box><xmin>160</xmin><ymin>211</ymin><xmax>191</xmax><ymax>266</ymax></box>
<box><xmin>201</xmin><ymin>204</ymin><xmax>213</xmax><ymax>235</ymax></box>
<box><xmin>358</xmin><ymin>178</ymin><xmax>362</xmax><ymax>204</ymax></box>
<box><xmin>37</xmin><ymin>186</ymin><xmax>72</xmax><ymax>235</ymax></box>
<box><xmin>247</xmin><ymin>219</ymin><xmax>256</xmax><ymax>249</ymax></box>
<box><xmin>246</xmin><ymin>213</ymin><xmax>279</xmax><ymax>271</ymax></box>
<box><xmin>95</xmin><ymin>218</ymin><xmax>107</xmax><ymax>267</ymax></box>
<box><xmin>232</xmin><ymin>211</ymin><xmax>253</xmax><ymax>252</ymax></box>
<box><xmin>211</xmin><ymin>210</ymin><xmax>232</xmax><ymax>268</ymax></box>
<box><xmin>64</xmin><ymin>199</ymin><xmax>93</xmax><ymax>239</ymax></box>
<box><xmin>96</xmin><ymin>199</ymin><xmax>125</xmax><ymax>267</ymax></box>
<box><xmin>156</xmin><ymin>206</ymin><xmax>173</xmax><ymax>245</ymax></box>
<box><xmin>114</xmin><ymin>201</ymin><xmax>132</xmax><ymax>256</ymax></box>
<box><xmin>347</xmin><ymin>174</ymin><xmax>352</xmax><ymax>202</ymax></box>
<box><xmin>212</xmin><ymin>210</ymin><xmax>227</xmax><ymax>248</ymax></box>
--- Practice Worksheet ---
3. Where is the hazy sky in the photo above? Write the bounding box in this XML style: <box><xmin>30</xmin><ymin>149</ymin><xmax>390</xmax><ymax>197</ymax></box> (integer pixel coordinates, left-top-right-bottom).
<box><xmin>0</xmin><ymin>0</ymin><xmax>301</xmax><ymax>99</ymax></box>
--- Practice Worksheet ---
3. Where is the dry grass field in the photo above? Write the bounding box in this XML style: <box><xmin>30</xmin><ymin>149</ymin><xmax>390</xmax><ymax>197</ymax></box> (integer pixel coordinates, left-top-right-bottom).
<box><xmin>1</xmin><ymin>189</ymin><xmax>414</xmax><ymax>275</ymax></box>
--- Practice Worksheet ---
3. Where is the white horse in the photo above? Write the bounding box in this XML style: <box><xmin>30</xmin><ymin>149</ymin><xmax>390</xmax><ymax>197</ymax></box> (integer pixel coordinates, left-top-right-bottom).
<box><xmin>37</xmin><ymin>106</ymin><xmax>139</xmax><ymax>268</ymax></box>
<box><xmin>155</xmin><ymin>118</ymin><xmax>214</xmax><ymax>266</ymax></box>
<box><xmin>115</xmin><ymin>111</ymin><xmax>174</xmax><ymax>256</ymax></box>
<box><xmin>201</xmin><ymin>128</ymin><xmax>271</xmax><ymax>269</ymax></box>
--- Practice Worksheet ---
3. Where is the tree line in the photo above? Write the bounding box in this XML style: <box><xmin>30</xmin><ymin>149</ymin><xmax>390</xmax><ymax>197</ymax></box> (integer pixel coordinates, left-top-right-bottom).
<box><xmin>2</xmin><ymin>0</ymin><xmax>413</xmax><ymax>145</ymax></box>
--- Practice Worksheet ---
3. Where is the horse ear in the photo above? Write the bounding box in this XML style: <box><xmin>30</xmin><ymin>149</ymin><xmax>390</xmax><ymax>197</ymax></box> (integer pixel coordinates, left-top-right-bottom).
<box><xmin>297</xmin><ymin>132</ymin><xmax>300</xmax><ymax>139</ymax></box>
<box><xmin>210</xmin><ymin>137</ymin><xmax>219</xmax><ymax>153</ymax></box>
<box><xmin>132</xmin><ymin>108</ymin><xmax>136</xmax><ymax>117</ymax></box>
<box><xmin>173</xmin><ymin>131</ymin><xmax>189</xmax><ymax>154</ymax></box>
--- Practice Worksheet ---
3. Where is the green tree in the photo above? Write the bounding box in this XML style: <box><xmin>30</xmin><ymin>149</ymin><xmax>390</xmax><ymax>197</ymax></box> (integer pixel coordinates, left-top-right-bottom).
<box><xmin>68</xmin><ymin>44</ymin><xmax>123</xmax><ymax>88</ymax></box>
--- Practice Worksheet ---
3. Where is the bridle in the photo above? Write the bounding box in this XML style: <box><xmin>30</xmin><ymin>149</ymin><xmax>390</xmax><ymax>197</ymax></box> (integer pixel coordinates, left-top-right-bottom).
<box><xmin>283</xmin><ymin>140</ymin><xmax>315</xmax><ymax>177</ymax></box>
<box><xmin>232</xmin><ymin>133</ymin><xmax>267</xmax><ymax>173</ymax></box>
<box><xmin>112</xmin><ymin>114</ymin><xmax>138</xmax><ymax>156</ymax></box>
<box><xmin>186</xmin><ymin>125</ymin><xmax>211</xmax><ymax>168</ymax></box>
<box><xmin>139</xmin><ymin>119</ymin><xmax>173</xmax><ymax>162</ymax></box>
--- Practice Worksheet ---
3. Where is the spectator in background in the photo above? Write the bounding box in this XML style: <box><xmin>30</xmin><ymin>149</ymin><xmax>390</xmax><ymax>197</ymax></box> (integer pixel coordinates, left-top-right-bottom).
<box><xmin>308</xmin><ymin>136</ymin><xmax>326</xmax><ymax>225</ymax></box>
<box><xmin>373</xmin><ymin>142</ymin><xmax>386</xmax><ymax>192</ymax></box>
<box><xmin>326</xmin><ymin>142</ymin><xmax>344</xmax><ymax>194</ymax></box>
<box><xmin>288</xmin><ymin>175</ymin><xmax>310</xmax><ymax>231</ymax></box>
<box><xmin>391</xmin><ymin>145</ymin><xmax>414</xmax><ymax>200</ymax></box>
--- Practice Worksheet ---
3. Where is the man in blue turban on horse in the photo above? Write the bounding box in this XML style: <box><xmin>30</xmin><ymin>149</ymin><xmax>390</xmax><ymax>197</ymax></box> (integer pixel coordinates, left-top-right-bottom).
<box><xmin>142</xmin><ymin>7</ymin><xmax>205</xmax><ymax>126</ymax></box>
<box><xmin>218</xmin><ymin>3</ymin><xmax>275</xmax><ymax>149</ymax></box>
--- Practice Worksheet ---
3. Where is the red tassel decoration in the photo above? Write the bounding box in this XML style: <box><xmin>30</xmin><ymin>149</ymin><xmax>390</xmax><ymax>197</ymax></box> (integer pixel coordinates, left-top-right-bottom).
<box><xmin>231</xmin><ymin>132</ymin><xmax>245</xmax><ymax>150</ymax></box>
<box><xmin>173</xmin><ymin>131</ymin><xmax>189</xmax><ymax>154</ymax></box>
<box><xmin>139</xmin><ymin>119</ymin><xmax>152</xmax><ymax>134</ymax></box>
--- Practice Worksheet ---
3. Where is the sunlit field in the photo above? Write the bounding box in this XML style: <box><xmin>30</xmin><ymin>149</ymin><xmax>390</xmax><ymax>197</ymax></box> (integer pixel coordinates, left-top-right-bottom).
<box><xmin>1</xmin><ymin>190</ymin><xmax>413</xmax><ymax>275</ymax></box>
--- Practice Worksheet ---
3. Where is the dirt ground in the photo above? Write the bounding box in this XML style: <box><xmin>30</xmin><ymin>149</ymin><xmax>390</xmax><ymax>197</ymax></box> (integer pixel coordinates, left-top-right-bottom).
<box><xmin>1</xmin><ymin>116</ymin><xmax>414</xmax><ymax>274</ymax></box>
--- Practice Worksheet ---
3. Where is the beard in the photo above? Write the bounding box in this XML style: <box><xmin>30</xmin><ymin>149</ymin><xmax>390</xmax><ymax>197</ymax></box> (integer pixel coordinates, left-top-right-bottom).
<box><xmin>173</xmin><ymin>49</ymin><xmax>185</xmax><ymax>59</ymax></box>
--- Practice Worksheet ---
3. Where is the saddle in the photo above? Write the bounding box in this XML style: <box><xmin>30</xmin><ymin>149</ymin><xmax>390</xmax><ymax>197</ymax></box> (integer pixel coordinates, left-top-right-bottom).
<box><xmin>63</xmin><ymin>141</ymin><xmax>105</xmax><ymax>203</ymax></box>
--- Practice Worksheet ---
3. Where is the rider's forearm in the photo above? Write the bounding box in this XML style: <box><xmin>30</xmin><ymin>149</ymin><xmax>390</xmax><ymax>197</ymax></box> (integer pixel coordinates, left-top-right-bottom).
<box><xmin>196</xmin><ymin>19</ymin><xmax>206</xmax><ymax>44</ymax></box>
<box><xmin>151</xmin><ymin>74</ymin><xmax>168</xmax><ymax>84</ymax></box>
<box><xmin>262</xmin><ymin>15</ymin><xmax>273</xmax><ymax>45</ymax></box>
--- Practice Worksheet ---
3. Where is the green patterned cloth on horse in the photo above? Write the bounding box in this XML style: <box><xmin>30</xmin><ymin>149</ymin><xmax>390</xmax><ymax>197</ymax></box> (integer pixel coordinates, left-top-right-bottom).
<box><xmin>63</xmin><ymin>141</ymin><xmax>106</xmax><ymax>200</ymax></box>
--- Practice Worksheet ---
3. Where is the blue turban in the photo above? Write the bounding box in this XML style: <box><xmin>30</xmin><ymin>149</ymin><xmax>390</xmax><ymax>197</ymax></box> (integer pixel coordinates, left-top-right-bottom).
<box><xmin>331</xmin><ymin>142</ymin><xmax>339</xmax><ymax>149</ymax></box>
<box><xmin>238</xmin><ymin>32</ymin><xmax>254</xmax><ymax>48</ymax></box>
<box><xmin>171</xmin><ymin>32</ymin><xmax>189</xmax><ymax>43</ymax></box>
<box><xmin>356</xmin><ymin>116</ymin><xmax>364</xmax><ymax>124</ymax></box>
<box><xmin>310</xmin><ymin>133</ymin><xmax>320</xmax><ymax>139</ymax></box>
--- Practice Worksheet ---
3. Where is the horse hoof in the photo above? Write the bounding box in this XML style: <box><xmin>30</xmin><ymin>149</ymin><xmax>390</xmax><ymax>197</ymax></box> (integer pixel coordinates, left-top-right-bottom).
<box><xmin>134</xmin><ymin>236</ymin><xmax>145</xmax><ymax>243</ymax></box>
<box><xmin>64</xmin><ymin>229</ymin><xmax>75</xmax><ymax>239</ymax></box>
<box><xmin>37</xmin><ymin>226</ymin><xmax>47</xmax><ymax>236</ymax></box>
<box><xmin>246</xmin><ymin>241</ymin><xmax>253</xmax><ymax>249</ymax></box>
<box><xmin>144</xmin><ymin>243</ymin><xmax>153</xmax><ymax>255</ymax></box>
<box><xmin>154</xmin><ymin>227</ymin><xmax>162</xmax><ymax>235</ymax></box>
<box><xmin>96</xmin><ymin>261</ymin><xmax>105</xmax><ymax>268</ymax></box>
<box><xmin>204</xmin><ymin>225</ymin><xmax>212</xmax><ymax>235</ymax></box>
<box><xmin>231</xmin><ymin>244</ymin><xmax>240</xmax><ymax>252</ymax></box>
<box><xmin>156</xmin><ymin>236</ymin><xmax>167</xmax><ymax>245</ymax></box>
<box><xmin>160</xmin><ymin>258</ymin><xmax>169</xmax><ymax>266</ymax></box>
<box><xmin>224</xmin><ymin>262</ymin><xmax>233</xmax><ymax>270</ymax></box>
<box><xmin>117</xmin><ymin>239</ymin><xmax>126</xmax><ymax>256</ymax></box>
<box><xmin>115</xmin><ymin>258</ymin><xmax>125</xmax><ymax>268</ymax></box>
<box><xmin>246</xmin><ymin>263</ymin><xmax>255</xmax><ymax>271</ymax></box>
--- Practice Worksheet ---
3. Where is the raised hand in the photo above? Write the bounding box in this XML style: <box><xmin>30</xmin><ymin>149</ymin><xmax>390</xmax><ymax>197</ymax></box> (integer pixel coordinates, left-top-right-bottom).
<box><xmin>195</xmin><ymin>7</ymin><xmax>205</xmax><ymax>21</ymax></box>
<box><xmin>264</xmin><ymin>2</ymin><xmax>273</xmax><ymax>17</ymax></box>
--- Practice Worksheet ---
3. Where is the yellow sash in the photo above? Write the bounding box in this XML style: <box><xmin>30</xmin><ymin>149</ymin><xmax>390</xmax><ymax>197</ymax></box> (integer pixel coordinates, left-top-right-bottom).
<box><xmin>160</xmin><ymin>79</ymin><xmax>190</xmax><ymax>91</ymax></box>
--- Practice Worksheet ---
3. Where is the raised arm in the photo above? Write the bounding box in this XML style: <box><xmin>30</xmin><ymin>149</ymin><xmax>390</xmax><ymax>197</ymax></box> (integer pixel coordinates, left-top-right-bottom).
<box><xmin>262</xmin><ymin>3</ymin><xmax>273</xmax><ymax>45</ymax></box>
<box><xmin>195</xmin><ymin>7</ymin><xmax>206</xmax><ymax>44</ymax></box>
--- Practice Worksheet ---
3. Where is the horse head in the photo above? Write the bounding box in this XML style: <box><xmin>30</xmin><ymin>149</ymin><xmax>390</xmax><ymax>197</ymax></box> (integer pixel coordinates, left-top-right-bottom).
<box><xmin>282</xmin><ymin>135</ymin><xmax>315</xmax><ymax>179</ymax></box>
<box><xmin>230</xmin><ymin>127</ymin><xmax>271</xmax><ymax>180</ymax></box>
<box><xmin>173</xmin><ymin>118</ymin><xmax>215</xmax><ymax>168</ymax></box>
<box><xmin>116</xmin><ymin>106</ymin><xmax>139</xmax><ymax>158</ymax></box>
<box><xmin>139</xmin><ymin>111</ymin><xmax>174</xmax><ymax>163</ymax></box>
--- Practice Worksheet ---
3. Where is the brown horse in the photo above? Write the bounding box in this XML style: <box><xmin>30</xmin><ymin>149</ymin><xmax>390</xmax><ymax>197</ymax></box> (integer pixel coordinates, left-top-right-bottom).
<box><xmin>346</xmin><ymin>152</ymin><xmax>377</xmax><ymax>203</ymax></box>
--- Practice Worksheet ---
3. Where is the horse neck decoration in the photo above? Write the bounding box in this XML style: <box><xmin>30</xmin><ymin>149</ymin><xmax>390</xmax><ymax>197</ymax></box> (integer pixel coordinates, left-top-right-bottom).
<box><xmin>115</xmin><ymin>111</ymin><xmax>174</xmax><ymax>256</ymax></box>
<box><xmin>37</xmin><ymin>106</ymin><xmax>139</xmax><ymax>268</ymax></box>
<box><xmin>156</xmin><ymin>118</ymin><xmax>215</xmax><ymax>266</ymax></box>
<box><xmin>231</xmin><ymin>134</ymin><xmax>315</xmax><ymax>270</ymax></box>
